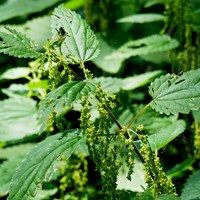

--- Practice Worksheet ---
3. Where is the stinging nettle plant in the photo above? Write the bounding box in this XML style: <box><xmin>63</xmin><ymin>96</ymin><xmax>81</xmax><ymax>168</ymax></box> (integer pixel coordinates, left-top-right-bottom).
<box><xmin>1</xmin><ymin>4</ymin><xmax>200</xmax><ymax>200</ymax></box>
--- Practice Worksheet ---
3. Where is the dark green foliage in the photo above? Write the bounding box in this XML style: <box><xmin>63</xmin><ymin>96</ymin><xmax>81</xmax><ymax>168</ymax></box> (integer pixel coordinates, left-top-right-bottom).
<box><xmin>0</xmin><ymin>1</ymin><xmax>200</xmax><ymax>200</ymax></box>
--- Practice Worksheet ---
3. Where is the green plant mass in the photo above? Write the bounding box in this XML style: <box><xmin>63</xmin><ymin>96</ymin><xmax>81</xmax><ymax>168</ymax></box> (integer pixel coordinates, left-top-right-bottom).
<box><xmin>1</xmin><ymin>1</ymin><xmax>200</xmax><ymax>200</ymax></box>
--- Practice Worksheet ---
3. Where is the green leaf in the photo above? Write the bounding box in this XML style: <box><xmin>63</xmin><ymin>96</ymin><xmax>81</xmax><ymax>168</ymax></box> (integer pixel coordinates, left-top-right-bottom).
<box><xmin>181</xmin><ymin>170</ymin><xmax>200</xmax><ymax>200</ymax></box>
<box><xmin>38</xmin><ymin>81</ymin><xmax>96</xmax><ymax>131</ymax></box>
<box><xmin>117</xmin><ymin>159</ymin><xmax>146</xmax><ymax>192</ymax></box>
<box><xmin>92</xmin><ymin>34</ymin><xmax>124</xmax><ymax>74</ymax></box>
<box><xmin>51</xmin><ymin>5</ymin><xmax>99</xmax><ymax>63</ymax></box>
<box><xmin>106</xmin><ymin>34</ymin><xmax>179</xmax><ymax>62</ymax></box>
<box><xmin>0</xmin><ymin>0</ymin><xmax>61</xmax><ymax>22</ymax></box>
<box><xmin>8</xmin><ymin>130</ymin><xmax>83</xmax><ymax>200</ymax></box>
<box><xmin>0</xmin><ymin>27</ymin><xmax>41</xmax><ymax>58</ymax></box>
<box><xmin>0</xmin><ymin>16</ymin><xmax>52</xmax><ymax>50</ymax></box>
<box><xmin>0</xmin><ymin>156</ymin><xmax>24</xmax><ymax>197</ymax></box>
<box><xmin>117</xmin><ymin>13</ymin><xmax>166</xmax><ymax>23</ymax></box>
<box><xmin>166</xmin><ymin>158</ymin><xmax>195</xmax><ymax>179</ymax></box>
<box><xmin>148</xmin><ymin>120</ymin><xmax>186</xmax><ymax>151</ymax></box>
<box><xmin>93</xmin><ymin>70</ymin><xmax>162</xmax><ymax>93</ymax></box>
<box><xmin>64</xmin><ymin>0</ymin><xmax>83</xmax><ymax>10</ymax></box>
<box><xmin>0</xmin><ymin>143</ymin><xmax>35</xmax><ymax>160</ymax></box>
<box><xmin>149</xmin><ymin>68</ymin><xmax>200</xmax><ymax>115</ymax></box>
<box><xmin>144</xmin><ymin>0</ymin><xmax>170</xmax><ymax>8</ymax></box>
<box><xmin>0</xmin><ymin>67</ymin><xmax>30</xmax><ymax>80</ymax></box>
<box><xmin>0</xmin><ymin>144</ymin><xmax>35</xmax><ymax>196</ymax></box>
<box><xmin>157</xmin><ymin>194</ymin><xmax>181</xmax><ymax>200</ymax></box>
<box><xmin>0</xmin><ymin>96</ymin><xmax>40</xmax><ymax>142</ymax></box>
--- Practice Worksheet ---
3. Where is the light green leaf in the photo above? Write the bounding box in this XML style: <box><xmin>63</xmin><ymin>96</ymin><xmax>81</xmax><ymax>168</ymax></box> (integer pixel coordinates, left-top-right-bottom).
<box><xmin>33</xmin><ymin>186</ymin><xmax>58</xmax><ymax>200</ymax></box>
<box><xmin>0</xmin><ymin>67</ymin><xmax>30</xmax><ymax>80</ymax></box>
<box><xmin>181</xmin><ymin>170</ymin><xmax>200</xmax><ymax>200</ymax></box>
<box><xmin>92</xmin><ymin>34</ymin><xmax>124</xmax><ymax>74</ymax></box>
<box><xmin>144</xmin><ymin>0</ymin><xmax>170</xmax><ymax>8</ymax></box>
<box><xmin>38</xmin><ymin>81</ymin><xmax>96</xmax><ymax>131</ymax></box>
<box><xmin>94</xmin><ymin>70</ymin><xmax>162</xmax><ymax>93</ymax></box>
<box><xmin>0</xmin><ymin>16</ymin><xmax>52</xmax><ymax>50</ymax></box>
<box><xmin>117</xmin><ymin>159</ymin><xmax>146</xmax><ymax>192</ymax></box>
<box><xmin>106</xmin><ymin>34</ymin><xmax>179</xmax><ymax>62</ymax></box>
<box><xmin>0</xmin><ymin>143</ymin><xmax>35</xmax><ymax>160</ymax></box>
<box><xmin>64</xmin><ymin>0</ymin><xmax>83</xmax><ymax>10</ymax></box>
<box><xmin>149</xmin><ymin>68</ymin><xmax>200</xmax><ymax>115</ymax></box>
<box><xmin>0</xmin><ymin>27</ymin><xmax>42</xmax><ymax>58</ymax></box>
<box><xmin>0</xmin><ymin>96</ymin><xmax>40</xmax><ymax>142</ymax></box>
<box><xmin>0</xmin><ymin>156</ymin><xmax>24</xmax><ymax>197</ymax></box>
<box><xmin>122</xmin><ymin>70</ymin><xmax>162</xmax><ymax>90</ymax></box>
<box><xmin>8</xmin><ymin>130</ymin><xmax>83</xmax><ymax>200</ymax></box>
<box><xmin>0</xmin><ymin>0</ymin><xmax>61</xmax><ymax>22</ymax></box>
<box><xmin>148</xmin><ymin>120</ymin><xmax>186</xmax><ymax>151</ymax></box>
<box><xmin>117</xmin><ymin>13</ymin><xmax>165</xmax><ymax>23</ymax></box>
<box><xmin>0</xmin><ymin>144</ymin><xmax>35</xmax><ymax>196</ymax></box>
<box><xmin>51</xmin><ymin>5</ymin><xmax>99</xmax><ymax>63</ymax></box>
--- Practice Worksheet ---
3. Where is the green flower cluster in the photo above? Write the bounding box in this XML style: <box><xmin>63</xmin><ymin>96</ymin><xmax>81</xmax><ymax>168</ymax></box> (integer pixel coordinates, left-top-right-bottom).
<box><xmin>192</xmin><ymin>121</ymin><xmax>200</xmax><ymax>159</ymax></box>
<box><xmin>139</xmin><ymin>134</ymin><xmax>176</xmax><ymax>196</ymax></box>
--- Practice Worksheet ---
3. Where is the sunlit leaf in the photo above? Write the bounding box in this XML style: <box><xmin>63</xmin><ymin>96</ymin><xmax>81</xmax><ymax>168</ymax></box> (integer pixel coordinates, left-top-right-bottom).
<box><xmin>8</xmin><ymin>130</ymin><xmax>83</xmax><ymax>200</ymax></box>
<box><xmin>117</xmin><ymin>13</ymin><xmax>165</xmax><ymax>23</ymax></box>
<box><xmin>149</xmin><ymin>68</ymin><xmax>200</xmax><ymax>115</ymax></box>
<box><xmin>51</xmin><ymin>5</ymin><xmax>99</xmax><ymax>63</ymax></box>
<box><xmin>0</xmin><ymin>27</ymin><xmax>41</xmax><ymax>58</ymax></box>
<box><xmin>0</xmin><ymin>67</ymin><xmax>30</xmax><ymax>80</ymax></box>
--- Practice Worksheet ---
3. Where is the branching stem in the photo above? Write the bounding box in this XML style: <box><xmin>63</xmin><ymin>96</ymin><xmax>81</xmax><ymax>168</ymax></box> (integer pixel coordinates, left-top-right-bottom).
<box><xmin>127</xmin><ymin>103</ymin><xmax>150</xmax><ymax>129</ymax></box>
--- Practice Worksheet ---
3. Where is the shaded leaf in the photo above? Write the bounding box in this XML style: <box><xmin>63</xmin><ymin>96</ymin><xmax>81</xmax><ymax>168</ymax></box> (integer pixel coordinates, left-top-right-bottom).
<box><xmin>106</xmin><ymin>34</ymin><xmax>179</xmax><ymax>62</ymax></box>
<box><xmin>149</xmin><ymin>68</ymin><xmax>200</xmax><ymax>115</ymax></box>
<box><xmin>111</xmin><ymin>105</ymin><xmax>180</xmax><ymax>136</ymax></box>
<box><xmin>148</xmin><ymin>120</ymin><xmax>186</xmax><ymax>151</ymax></box>
<box><xmin>0</xmin><ymin>27</ymin><xmax>41</xmax><ymax>58</ymax></box>
<box><xmin>166</xmin><ymin>158</ymin><xmax>195</xmax><ymax>179</ymax></box>
<box><xmin>92</xmin><ymin>34</ymin><xmax>124</xmax><ymax>74</ymax></box>
<box><xmin>0</xmin><ymin>143</ymin><xmax>35</xmax><ymax>160</ymax></box>
<box><xmin>157</xmin><ymin>194</ymin><xmax>181</xmax><ymax>200</ymax></box>
<box><xmin>94</xmin><ymin>70</ymin><xmax>162</xmax><ymax>93</ymax></box>
<box><xmin>0</xmin><ymin>0</ymin><xmax>61</xmax><ymax>22</ymax></box>
<box><xmin>0</xmin><ymin>16</ymin><xmax>52</xmax><ymax>50</ymax></box>
<box><xmin>181</xmin><ymin>170</ymin><xmax>200</xmax><ymax>200</ymax></box>
<box><xmin>51</xmin><ymin>5</ymin><xmax>99</xmax><ymax>63</ymax></box>
<box><xmin>117</xmin><ymin>13</ymin><xmax>165</xmax><ymax>23</ymax></box>
<box><xmin>0</xmin><ymin>156</ymin><xmax>24</xmax><ymax>197</ymax></box>
<box><xmin>0</xmin><ymin>144</ymin><xmax>35</xmax><ymax>197</ymax></box>
<box><xmin>8</xmin><ymin>130</ymin><xmax>83</xmax><ymax>200</ymax></box>
<box><xmin>38</xmin><ymin>81</ymin><xmax>96</xmax><ymax>131</ymax></box>
<box><xmin>0</xmin><ymin>96</ymin><xmax>40</xmax><ymax>142</ymax></box>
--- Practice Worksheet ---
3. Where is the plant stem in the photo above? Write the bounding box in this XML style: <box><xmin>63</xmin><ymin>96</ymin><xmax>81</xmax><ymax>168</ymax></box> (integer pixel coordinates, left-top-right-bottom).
<box><xmin>103</xmin><ymin>103</ymin><xmax>123</xmax><ymax>129</ymax></box>
<box><xmin>127</xmin><ymin>103</ymin><xmax>150</xmax><ymax>129</ymax></box>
